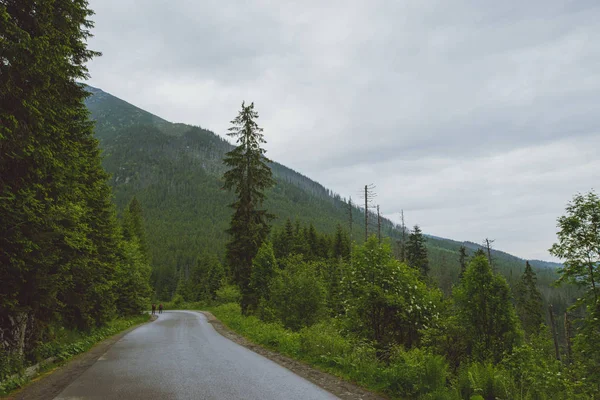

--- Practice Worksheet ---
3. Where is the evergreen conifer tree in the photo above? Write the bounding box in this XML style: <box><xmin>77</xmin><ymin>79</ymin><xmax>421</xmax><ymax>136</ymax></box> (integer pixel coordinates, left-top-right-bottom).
<box><xmin>332</xmin><ymin>224</ymin><xmax>351</xmax><ymax>260</ymax></box>
<box><xmin>122</xmin><ymin>197</ymin><xmax>149</xmax><ymax>261</ymax></box>
<box><xmin>406</xmin><ymin>225</ymin><xmax>429</xmax><ymax>277</ymax></box>
<box><xmin>454</xmin><ymin>254</ymin><xmax>522</xmax><ymax>362</ymax></box>
<box><xmin>249</xmin><ymin>242</ymin><xmax>277</xmax><ymax>310</ymax></box>
<box><xmin>0</xmin><ymin>0</ymin><xmax>124</xmax><ymax>356</ymax></box>
<box><xmin>514</xmin><ymin>261</ymin><xmax>544</xmax><ymax>336</ymax></box>
<box><xmin>222</xmin><ymin>102</ymin><xmax>274</xmax><ymax>314</ymax></box>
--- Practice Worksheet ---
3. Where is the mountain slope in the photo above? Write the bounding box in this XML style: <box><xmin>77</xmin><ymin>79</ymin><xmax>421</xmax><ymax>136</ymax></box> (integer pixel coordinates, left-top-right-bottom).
<box><xmin>84</xmin><ymin>86</ymin><xmax>571</xmax><ymax>304</ymax></box>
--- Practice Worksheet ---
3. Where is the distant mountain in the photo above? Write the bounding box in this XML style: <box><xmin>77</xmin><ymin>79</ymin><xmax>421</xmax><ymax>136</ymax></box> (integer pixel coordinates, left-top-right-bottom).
<box><xmin>84</xmin><ymin>86</ymin><xmax>570</xmax><ymax>304</ymax></box>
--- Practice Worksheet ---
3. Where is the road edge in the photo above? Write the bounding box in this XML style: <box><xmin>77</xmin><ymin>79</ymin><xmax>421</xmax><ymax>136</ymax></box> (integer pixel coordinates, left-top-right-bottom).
<box><xmin>1</xmin><ymin>315</ymin><xmax>157</xmax><ymax>400</ymax></box>
<box><xmin>198</xmin><ymin>311</ymin><xmax>388</xmax><ymax>400</ymax></box>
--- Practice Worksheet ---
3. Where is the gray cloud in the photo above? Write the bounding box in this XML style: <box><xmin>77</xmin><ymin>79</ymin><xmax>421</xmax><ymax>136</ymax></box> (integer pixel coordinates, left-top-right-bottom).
<box><xmin>86</xmin><ymin>0</ymin><xmax>600</xmax><ymax>260</ymax></box>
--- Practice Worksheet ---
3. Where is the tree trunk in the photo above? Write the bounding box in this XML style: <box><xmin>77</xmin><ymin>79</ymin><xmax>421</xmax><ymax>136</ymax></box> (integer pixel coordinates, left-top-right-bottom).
<box><xmin>548</xmin><ymin>305</ymin><xmax>560</xmax><ymax>361</ymax></box>
<box><xmin>8</xmin><ymin>311</ymin><xmax>28</xmax><ymax>357</ymax></box>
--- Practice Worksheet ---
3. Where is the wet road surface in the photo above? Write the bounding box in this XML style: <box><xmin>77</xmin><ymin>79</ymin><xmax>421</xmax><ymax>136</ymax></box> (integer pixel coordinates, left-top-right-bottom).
<box><xmin>54</xmin><ymin>311</ymin><xmax>338</xmax><ymax>400</ymax></box>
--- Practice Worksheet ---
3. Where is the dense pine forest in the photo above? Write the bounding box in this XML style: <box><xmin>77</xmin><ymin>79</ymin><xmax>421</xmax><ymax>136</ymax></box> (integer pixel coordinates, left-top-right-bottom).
<box><xmin>1</xmin><ymin>1</ymin><xmax>599</xmax><ymax>399</ymax></box>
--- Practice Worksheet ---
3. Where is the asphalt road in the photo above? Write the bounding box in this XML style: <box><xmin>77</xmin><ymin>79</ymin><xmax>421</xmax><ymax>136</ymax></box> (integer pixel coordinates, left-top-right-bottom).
<box><xmin>53</xmin><ymin>311</ymin><xmax>338</xmax><ymax>400</ymax></box>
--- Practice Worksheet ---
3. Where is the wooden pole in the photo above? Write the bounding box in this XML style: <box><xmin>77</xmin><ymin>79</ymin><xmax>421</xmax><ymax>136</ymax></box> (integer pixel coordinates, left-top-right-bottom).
<box><xmin>364</xmin><ymin>185</ymin><xmax>368</xmax><ymax>242</ymax></box>
<box><xmin>401</xmin><ymin>210</ymin><xmax>406</xmax><ymax>262</ymax></box>
<box><xmin>377</xmin><ymin>205</ymin><xmax>381</xmax><ymax>244</ymax></box>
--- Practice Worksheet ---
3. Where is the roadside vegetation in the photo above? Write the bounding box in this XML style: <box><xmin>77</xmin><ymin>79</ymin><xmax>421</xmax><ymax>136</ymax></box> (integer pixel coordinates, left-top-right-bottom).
<box><xmin>0</xmin><ymin>314</ymin><xmax>149</xmax><ymax>395</ymax></box>
<box><xmin>2</xmin><ymin>1</ymin><xmax>598</xmax><ymax>399</ymax></box>
<box><xmin>163</xmin><ymin>98</ymin><xmax>600</xmax><ymax>399</ymax></box>
<box><xmin>1</xmin><ymin>1</ymin><xmax>152</xmax><ymax>392</ymax></box>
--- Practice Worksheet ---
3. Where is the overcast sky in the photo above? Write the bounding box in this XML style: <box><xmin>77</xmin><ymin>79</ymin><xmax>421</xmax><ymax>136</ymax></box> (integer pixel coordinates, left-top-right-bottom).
<box><xmin>86</xmin><ymin>0</ymin><xmax>600</xmax><ymax>261</ymax></box>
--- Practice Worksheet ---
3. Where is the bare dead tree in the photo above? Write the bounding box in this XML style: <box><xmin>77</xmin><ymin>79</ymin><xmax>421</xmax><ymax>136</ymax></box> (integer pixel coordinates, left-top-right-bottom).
<box><xmin>549</xmin><ymin>305</ymin><xmax>561</xmax><ymax>361</ymax></box>
<box><xmin>484</xmin><ymin>238</ymin><xmax>495</xmax><ymax>270</ymax></box>
<box><xmin>377</xmin><ymin>205</ymin><xmax>381</xmax><ymax>244</ymax></box>
<box><xmin>363</xmin><ymin>184</ymin><xmax>376</xmax><ymax>242</ymax></box>
<box><xmin>401</xmin><ymin>210</ymin><xmax>406</xmax><ymax>262</ymax></box>
<box><xmin>347</xmin><ymin>196</ymin><xmax>353</xmax><ymax>242</ymax></box>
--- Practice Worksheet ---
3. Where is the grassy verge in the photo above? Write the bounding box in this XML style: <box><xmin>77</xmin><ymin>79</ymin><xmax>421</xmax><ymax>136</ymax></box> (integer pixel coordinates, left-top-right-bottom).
<box><xmin>0</xmin><ymin>314</ymin><xmax>150</xmax><ymax>395</ymax></box>
<box><xmin>168</xmin><ymin>302</ymin><xmax>457</xmax><ymax>400</ymax></box>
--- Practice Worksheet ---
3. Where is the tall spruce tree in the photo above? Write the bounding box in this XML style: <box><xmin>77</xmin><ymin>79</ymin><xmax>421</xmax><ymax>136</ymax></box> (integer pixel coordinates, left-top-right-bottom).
<box><xmin>222</xmin><ymin>102</ymin><xmax>274</xmax><ymax>314</ymax></box>
<box><xmin>514</xmin><ymin>261</ymin><xmax>544</xmax><ymax>336</ymax></box>
<box><xmin>0</xmin><ymin>0</ymin><xmax>130</xmax><ymax>358</ymax></box>
<box><xmin>332</xmin><ymin>224</ymin><xmax>351</xmax><ymax>260</ymax></box>
<box><xmin>122</xmin><ymin>197</ymin><xmax>149</xmax><ymax>262</ymax></box>
<box><xmin>406</xmin><ymin>225</ymin><xmax>429</xmax><ymax>277</ymax></box>
<box><xmin>454</xmin><ymin>254</ymin><xmax>522</xmax><ymax>362</ymax></box>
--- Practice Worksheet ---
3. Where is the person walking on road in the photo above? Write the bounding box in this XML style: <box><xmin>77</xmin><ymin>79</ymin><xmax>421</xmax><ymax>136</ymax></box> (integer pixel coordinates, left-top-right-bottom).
<box><xmin>159</xmin><ymin>304</ymin><xmax>163</xmax><ymax>314</ymax></box>
<box><xmin>151</xmin><ymin>303</ymin><xmax>156</xmax><ymax>315</ymax></box>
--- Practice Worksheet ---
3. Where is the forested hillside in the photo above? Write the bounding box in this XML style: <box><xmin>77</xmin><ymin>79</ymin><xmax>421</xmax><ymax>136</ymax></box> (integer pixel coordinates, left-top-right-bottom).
<box><xmin>3</xmin><ymin>2</ymin><xmax>597</xmax><ymax>398</ymax></box>
<box><xmin>84</xmin><ymin>86</ymin><xmax>574</xmax><ymax>308</ymax></box>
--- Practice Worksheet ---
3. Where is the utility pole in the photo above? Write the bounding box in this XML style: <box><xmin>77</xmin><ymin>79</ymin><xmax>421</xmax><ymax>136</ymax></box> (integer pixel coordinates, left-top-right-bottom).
<box><xmin>401</xmin><ymin>210</ymin><xmax>406</xmax><ymax>262</ymax></box>
<box><xmin>484</xmin><ymin>238</ymin><xmax>495</xmax><ymax>270</ymax></box>
<box><xmin>347</xmin><ymin>196</ymin><xmax>353</xmax><ymax>242</ymax></box>
<box><xmin>365</xmin><ymin>185</ymin><xmax>368</xmax><ymax>242</ymax></box>
<box><xmin>363</xmin><ymin>184</ymin><xmax>376</xmax><ymax>242</ymax></box>
<box><xmin>377</xmin><ymin>205</ymin><xmax>381</xmax><ymax>244</ymax></box>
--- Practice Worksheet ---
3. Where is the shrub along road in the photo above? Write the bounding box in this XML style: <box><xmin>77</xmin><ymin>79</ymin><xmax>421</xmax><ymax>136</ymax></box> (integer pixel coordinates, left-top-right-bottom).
<box><xmin>50</xmin><ymin>311</ymin><xmax>338</xmax><ymax>399</ymax></box>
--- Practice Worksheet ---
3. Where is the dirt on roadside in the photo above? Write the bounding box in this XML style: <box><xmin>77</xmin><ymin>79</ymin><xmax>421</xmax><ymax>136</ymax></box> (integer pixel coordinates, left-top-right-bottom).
<box><xmin>1</xmin><ymin>316</ymin><xmax>156</xmax><ymax>400</ymax></box>
<box><xmin>200</xmin><ymin>311</ymin><xmax>388</xmax><ymax>400</ymax></box>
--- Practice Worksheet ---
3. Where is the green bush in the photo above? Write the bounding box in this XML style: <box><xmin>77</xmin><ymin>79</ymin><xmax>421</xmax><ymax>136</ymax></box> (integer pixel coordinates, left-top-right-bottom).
<box><xmin>384</xmin><ymin>347</ymin><xmax>449</xmax><ymax>398</ymax></box>
<box><xmin>266</xmin><ymin>261</ymin><xmax>327</xmax><ymax>330</ymax></box>
<box><xmin>501</xmin><ymin>328</ymin><xmax>572</xmax><ymax>400</ymax></box>
<box><xmin>215</xmin><ymin>285</ymin><xmax>241</xmax><ymax>305</ymax></box>
<box><xmin>298</xmin><ymin>321</ymin><xmax>353</xmax><ymax>367</ymax></box>
<box><xmin>455</xmin><ymin>362</ymin><xmax>511</xmax><ymax>400</ymax></box>
<box><xmin>171</xmin><ymin>293</ymin><xmax>185</xmax><ymax>307</ymax></box>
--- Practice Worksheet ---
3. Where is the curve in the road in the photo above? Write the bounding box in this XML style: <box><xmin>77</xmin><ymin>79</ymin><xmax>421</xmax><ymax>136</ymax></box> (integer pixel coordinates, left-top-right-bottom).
<box><xmin>53</xmin><ymin>310</ymin><xmax>339</xmax><ymax>400</ymax></box>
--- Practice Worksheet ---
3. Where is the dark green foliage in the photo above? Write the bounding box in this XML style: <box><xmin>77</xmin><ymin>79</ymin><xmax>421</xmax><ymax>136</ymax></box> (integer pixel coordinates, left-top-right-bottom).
<box><xmin>181</xmin><ymin>252</ymin><xmax>224</xmax><ymax>302</ymax></box>
<box><xmin>114</xmin><ymin>237</ymin><xmax>152</xmax><ymax>317</ymax></box>
<box><xmin>266</xmin><ymin>260</ymin><xmax>327</xmax><ymax>330</ymax></box>
<box><xmin>572</xmin><ymin>304</ymin><xmax>600</xmax><ymax>396</ymax></box>
<box><xmin>453</xmin><ymin>255</ymin><xmax>522</xmax><ymax>363</ymax></box>
<box><xmin>122</xmin><ymin>197</ymin><xmax>149</xmax><ymax>262</ymax></box>
<box><xmin>550</xmin><ymin>191</ymin><xmax>600</xmax><ymax>305</ymax></box>
<box><xmin>514</xmin><ymin>261</ymin><xmax>544</xmax><ymax>336</ymax></box>
<box><xmin>332</xmin><ymin>224</ymin><xmax>351</xmax><ymax>260</ymax></box>
<box><xmin>0</xmin><ymin>1</ymin><xmax>152</xmax><ymax>370</ymax></box>
<box><xmin>113</xmin><ymin>198</ymin><xmax>152</xmax><ymax>316</ymax></box>
<box><xmin>550</xmin><ymin>191</ymin><xmax>600</xmax><ymax>396</ymax></box>
<box><xmin>343</xmin><ymin>236</ymin><xmax>442</xmax><ymax>349</ymax></box>
<box><xmin>0</xmin><ymin>0</ymin><xmax>114</xmax><ymax>358</ymax></box>
<box><xmin>501</xmin><ymin>326</ymin><xmax>571</xmax><ymax>399</ymax></box>
<box><xmin>222</xmin><ymin>102</ymin><xmax>275</xmax><ymax>314</ymax></box>
<box><xmin>407</xmin><ymin>225</ymin><xmax>429</xmax><ymax>277</ymax></box>
<box><xmin>249</xmin><ymin>242</ymin><xmax>277</xmax><ymax>311</ymax></box>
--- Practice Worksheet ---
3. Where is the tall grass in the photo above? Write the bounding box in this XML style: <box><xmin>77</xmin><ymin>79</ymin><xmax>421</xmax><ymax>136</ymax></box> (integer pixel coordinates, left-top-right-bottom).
<box><xmin>208</xmin><ymin>302</ymin><xmax>456</xmax><ymax>399</ymax></box>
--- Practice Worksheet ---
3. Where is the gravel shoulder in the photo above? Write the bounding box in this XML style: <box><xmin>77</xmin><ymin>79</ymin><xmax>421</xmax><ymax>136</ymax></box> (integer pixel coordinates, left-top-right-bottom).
<box><xmin>200</xmin><ymin>311</ymin><xmax>387</xmax><ymax>400</ymax></box>
<box><xmin>1</xmin><ymin>316</ymin><xmax>156</xmax><ymax>400</ymax></box>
